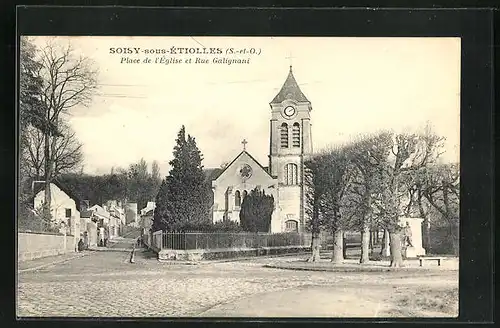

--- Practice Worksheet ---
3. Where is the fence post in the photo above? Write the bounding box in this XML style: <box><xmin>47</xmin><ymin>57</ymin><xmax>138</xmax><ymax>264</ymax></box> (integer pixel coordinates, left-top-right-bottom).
<box><xmin>184</xmin><ymin>232</ymin><xmax>187</xmax><ymax>250</ymax></box>
<box><xmin>195</xmin><ymin>233</ymin><xmax>198</xmax><ymax>249</ymax></box>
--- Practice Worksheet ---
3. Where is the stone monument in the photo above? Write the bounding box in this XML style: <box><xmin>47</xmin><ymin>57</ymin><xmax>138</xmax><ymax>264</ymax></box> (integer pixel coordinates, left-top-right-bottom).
<box><xmin>399</xmin><ymin>217</ymin><xmax>426</xmax><ymax>258</ymax></box>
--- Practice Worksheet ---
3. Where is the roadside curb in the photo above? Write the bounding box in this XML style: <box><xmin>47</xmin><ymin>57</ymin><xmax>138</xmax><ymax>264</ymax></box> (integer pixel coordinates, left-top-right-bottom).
<box><xmin>88</xmin><ymin>247</ymin><xmax>132</xmax><ymax>252</ymax></box>
<box><xmin>262</xmin><ymin>263</ymin><xmax>455</xmax><ymax>273</ymax></box>
<box><xmin>202</xmin><ymin>251</ymin><xmax>312</xmax><ymax>264</ymax></box>
<box><xmin>18</xmin><ymin>253</ymin><xmax>88</xmax><ymax>273</ymax></box>
<box><xmin>155</xmin><ymin>252</ymin><xmax>312</xmax><ymax>265</ymax></box>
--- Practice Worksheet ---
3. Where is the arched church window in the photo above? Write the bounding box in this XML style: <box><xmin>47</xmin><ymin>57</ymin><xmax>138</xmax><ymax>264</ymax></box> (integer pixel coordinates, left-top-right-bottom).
<box><xmin>243</xmin><ymin>190</ymin><xmax>248</xmax><ymax>198</ymax></box>
<box><xmin>235</xmin><ymin>191</ymin><xmax>241</xmax><ymax>207</ymax></box>
<box><xmin>285</xmin><ymin>220</ymin><xmax>298</xmax><ymax>232</ymax></box>
<box><xmin>284</xmin><ymin>163</ymin><xmax>298</xmax><ymax>185</ymax></box>
<box><xmin>292</xmin><ymin>123</ymin><xmax>300</xmax><ymax>148</ymax></box>
<box><xmin>280</xmin><ymin>123</ymin><xmax>289</xmax><ymax>148</ymax></box>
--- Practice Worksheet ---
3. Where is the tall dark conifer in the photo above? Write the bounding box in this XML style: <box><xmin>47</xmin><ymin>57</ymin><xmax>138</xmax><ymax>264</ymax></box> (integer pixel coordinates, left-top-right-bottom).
<box><xmin>152</xmin><ymin>126</ymin><xmax>211</xmax><ymax>232</ymax></box>
<box><xmin>239</xmin><ymin>188</ymin><xmax>274</xmax><ymax>233</ymax></box>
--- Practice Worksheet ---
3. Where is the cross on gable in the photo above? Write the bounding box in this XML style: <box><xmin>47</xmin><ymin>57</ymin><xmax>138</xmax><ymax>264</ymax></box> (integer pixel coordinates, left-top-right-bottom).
<box><xmin>241</xmin><ymin>139</ymin><xmax>248</xmax><ymax>151</ymax></box>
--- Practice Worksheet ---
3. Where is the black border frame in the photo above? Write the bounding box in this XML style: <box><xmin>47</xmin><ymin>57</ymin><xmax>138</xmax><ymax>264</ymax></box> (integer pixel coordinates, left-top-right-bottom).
<box><xmin>6</xmin><ymin>5</ymin><xmax>495</xmax><ymax>326</ymax></box>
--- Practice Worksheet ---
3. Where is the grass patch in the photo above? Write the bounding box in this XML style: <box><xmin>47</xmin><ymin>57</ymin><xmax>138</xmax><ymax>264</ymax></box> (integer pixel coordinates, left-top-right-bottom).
<box><xmin>385</xmin><ymin>286</ymin><xmax>458</xmax><ymax>317</ymax></box>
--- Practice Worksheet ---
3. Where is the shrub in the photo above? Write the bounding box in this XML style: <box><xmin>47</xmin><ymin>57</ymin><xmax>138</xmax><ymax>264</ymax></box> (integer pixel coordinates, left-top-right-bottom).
<box><xmin>18</xmin><ymin>204</ymin><xmax>59</xmax><ymax>233</ymax></box>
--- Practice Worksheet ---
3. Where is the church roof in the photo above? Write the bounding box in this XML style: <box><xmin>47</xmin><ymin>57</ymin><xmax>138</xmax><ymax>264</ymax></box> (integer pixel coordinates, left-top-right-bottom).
<box><xmin>203</xmin><ymin>168</ymin><xmax>224</xmax><ymax>182</ymax></box>
<box><xmin>270</xmin><ymin>66</ymin><xmax>310</xmax><ymax>104</ymax></box>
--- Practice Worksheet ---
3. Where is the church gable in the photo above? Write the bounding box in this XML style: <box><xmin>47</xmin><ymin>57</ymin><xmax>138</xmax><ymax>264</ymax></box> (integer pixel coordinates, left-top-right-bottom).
<box><xmin>213</xmin><ymin>151</ymin><xmax>276</xmax><ymax>187</ymax></box>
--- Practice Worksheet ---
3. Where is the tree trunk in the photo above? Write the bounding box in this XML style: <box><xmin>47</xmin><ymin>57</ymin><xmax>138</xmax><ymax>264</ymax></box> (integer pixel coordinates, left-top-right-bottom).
<box><xmin>43</xmin><ymin>125</ymin><xmax>52</xmax><ymax>219</ymax></box>
<box><xmin>360</xmin><ymin>223</ymin><xmax>370</xmax><ymax>263</ymax></box>
<box><xmin>423</xmin><ymin>218</ymin><xmax>431</xmax><ymax>251</ymax></box>
<box><xmin>450</xmin><ymin>218</ymin><xmax>459</xmax><ymax>256</ymax></box>
<box><xmin>308</xmin><ymin>231</ymin><xmax>321</xmax><ymax>262</ymax></box>
<box><xmin>331</xmin><ymin>229</ymin><xmax>343</xmax><ymax>264</ymax></box>
<box><xmin>342</xmin><ymin>232</ymin><xmax>347</xmax><ymax>259</ymax></box>
<box><xmin>389</xmin><ymin>230</ymin><xmax>404</xmax><ymax>267</ymax></box>
<box><xmin>417</xmin><ymin>190</ymin><xmax>430</xmax><ymax>251</ymax></box>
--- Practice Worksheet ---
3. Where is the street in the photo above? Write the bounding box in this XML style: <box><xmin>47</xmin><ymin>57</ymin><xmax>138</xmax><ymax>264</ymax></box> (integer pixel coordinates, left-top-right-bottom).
<box><xmin>17</xmin><ymin>248</ymin><xmax>458</xmax><ymax>317</ymax></box>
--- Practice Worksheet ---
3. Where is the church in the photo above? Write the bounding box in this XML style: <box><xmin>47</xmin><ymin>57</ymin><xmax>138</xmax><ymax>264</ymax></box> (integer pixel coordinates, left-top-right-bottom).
<box><xmin>205</xmin><ymin>66</ymin><xmax>313</xmax><ymax>233</ymax></box>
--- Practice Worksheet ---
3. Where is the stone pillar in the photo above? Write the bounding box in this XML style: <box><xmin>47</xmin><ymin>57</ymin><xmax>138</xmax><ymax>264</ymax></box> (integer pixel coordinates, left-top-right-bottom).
<box><xmin>399</xmin><ymin>217</ymin><xmax>426</xmax><ymax>257</ymax></box>
<box><xmin>381</xmin><ymin>230</ymin><xmax>390</xmax><ymax>256</ymax></box>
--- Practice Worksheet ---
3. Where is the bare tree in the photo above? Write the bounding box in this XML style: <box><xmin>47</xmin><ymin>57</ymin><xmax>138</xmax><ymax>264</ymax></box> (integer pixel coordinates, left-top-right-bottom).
<box><xmin>346</xmin><ymin>132</ymin><xmax>393</xmax><ymax>264</ymax></box>
<box><xmin>377</xmin><ymin>125</ymin><xmax>445</xmax><ymax>267</ymax></box>
<box><xmin>35</xmin><ymin>38</ymin><xmax>99</xmax><ymax>216</ymax></box>
<box><xmin>420</xmin><ymin>163</ymin><xmax>460</xmax><ymax>254</ymax></box>
<box><xmin>23</xmin><ymin>122</ymin><xmax>84</xmax><ymax>179</ymax></box>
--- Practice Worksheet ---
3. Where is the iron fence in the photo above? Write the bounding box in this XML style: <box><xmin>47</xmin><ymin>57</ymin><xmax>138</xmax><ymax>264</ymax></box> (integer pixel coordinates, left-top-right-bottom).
<box><xmin>151</xmin><ymin>231</ymin><xmax>309</xmax><ymax>251</ymax></box>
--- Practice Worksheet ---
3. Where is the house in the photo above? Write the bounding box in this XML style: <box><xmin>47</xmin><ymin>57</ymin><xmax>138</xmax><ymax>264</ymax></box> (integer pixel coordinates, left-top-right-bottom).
<box><xmin>80</xmin><ymin>209</ymin><xmax>98</xmax><ymax>247</ymax></box>
<box><xmin>103</xmin><ymin>200</ymin><xmax>126</xmax><ymax>237</ymax></box>
<box><xmin>32</xmin><ymin>180</ymin><xmax>82</xmax><ymax>250</ymax></box>
<box><xmin>87</xmin><ymin>204</ymin><xmax>118</xmax><ymax>240</ymax></box>
<box><xmin>32</xmin><ymin>180</ymin><xmax>81</xmax><ymax>234</ymax></box>
<box><xmin>139</xmin><ymin>202</ymin><xmax>155</xmax><ymax>234</ymax></box>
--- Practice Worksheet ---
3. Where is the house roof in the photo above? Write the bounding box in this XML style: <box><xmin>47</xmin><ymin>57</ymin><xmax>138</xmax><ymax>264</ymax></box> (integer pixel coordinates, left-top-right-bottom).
<box><xmin>270</xmin><ymin>66</ymin><xmax>310</xmax><ymax>104</ymax></box>
<box><xmin>31</xmin><ymin>179</ymin><xmax>82</xmax><ymax>211</ymax></box>
<box><xmin>80</xmin><ymin>210</ymin><xmax>93</xmax><ymax>218</ymax></box>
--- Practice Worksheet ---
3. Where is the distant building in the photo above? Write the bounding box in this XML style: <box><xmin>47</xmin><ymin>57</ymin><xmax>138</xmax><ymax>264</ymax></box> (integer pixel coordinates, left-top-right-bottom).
<box><xmin>125</xmin><ymin>202</ymin><xmax>139</xmax><ymax>226</ymax></box>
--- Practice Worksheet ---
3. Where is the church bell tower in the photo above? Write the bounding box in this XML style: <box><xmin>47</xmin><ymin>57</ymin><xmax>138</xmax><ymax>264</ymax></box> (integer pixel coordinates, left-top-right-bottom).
<box><xmin>268</xmin><ymin>66</ymin><xmax>313</xmax><ymax>232</ymax></box>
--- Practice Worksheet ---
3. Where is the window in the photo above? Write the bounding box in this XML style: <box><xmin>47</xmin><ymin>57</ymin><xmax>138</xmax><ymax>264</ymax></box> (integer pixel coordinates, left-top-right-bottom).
<box><xmin>235</xmin><ymin>190</ymin><xmax>241</xmax><ymax>207</ymax></box>
<box><xmin>242</xmin><ymin>190</ymin><xmax>248</xmax><ymax>198</ymax></box>
<box><xmin>285</xmin><ymin>220</ymin><xmax>298</xmax><ymax>232</ymax></box>
<box><xmin>65</xmin><ymin>208</ymin><xmax>72</xmax><ymax>218</ymax></box>
<box><xmin>292</xmin><ymin>123</ymin><xmax>300</xmax><ymax>147</ymax></box>
<box><xmin>280</xmin><ymin>123</ymin><xmax>289</xmax><ymax>148</ymax></box>
<box><xmin>284</xmin><ymin>163</ymin><xmax>298</xmax><ymax>185</ymax></box>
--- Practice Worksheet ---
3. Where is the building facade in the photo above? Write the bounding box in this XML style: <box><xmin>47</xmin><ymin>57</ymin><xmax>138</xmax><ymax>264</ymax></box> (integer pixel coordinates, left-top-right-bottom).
<box><xmin>208</xmin><ymin>67</ymin><xmax>313</xmax><ymax>233</ymax></box>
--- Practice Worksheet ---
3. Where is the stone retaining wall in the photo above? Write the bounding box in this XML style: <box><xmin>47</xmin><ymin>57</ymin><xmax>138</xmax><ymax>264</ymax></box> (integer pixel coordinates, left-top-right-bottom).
<box><xmin>157</xmin><ymin>245</ymin><xmax>311</xmax><ymax>262</ymax></box>
<box><xmin>18</xmin><ymin>232</ymin><xmax>76</xmax><ymax>262</ymax></box>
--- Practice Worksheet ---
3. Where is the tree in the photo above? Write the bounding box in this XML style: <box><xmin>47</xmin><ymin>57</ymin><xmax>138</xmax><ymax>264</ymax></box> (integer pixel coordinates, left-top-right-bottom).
<box><xmin>22</xmin><ymin>122</ymin><xmax>83</xmax><ymax>178</ymax></box>
<box><xmin>376</xmin><ymin>126</ymin><xmax>445</xmax><ymax>267</ymax></box>
<box><xmin>36</xmin><ymin>38</ymin><xmax>98</xmax><ymax>217</ymax></box>
<box><xmin>399</xmin><ymin>125</ymin><xmax>446</xmax><ymax>250</ymax></box>
<box><xmin>304</xmin><ymin>153</ymin><xmax>331</xmax><ymax>262</ymax></box>
<box><xmin>316</xmin><ymin>147</ymin><xmax>353</xmax><ymax>264</ymax></box>
<box><xmin>153</xmin><ymin>126</ymin><xmax>211</xmax><ymax>232</ymax></box>
<box><xmin>420</xmin><ymin>163</ymin><xmax>459</xmax><ymax>255</ymax></box>
<box><xmin>345</xmin><ymin>132</ymin><xmax>392</xmax><ymax>263</ymax></box>
<box><xmin>239</xmin><ymin>188</ymin><xmax>275</xmax><ymax>233</ymax></box>
<box><xmin>19</xmin><ymin>37</ymin><xmax>54</xmax><ymax>204</ymax></box>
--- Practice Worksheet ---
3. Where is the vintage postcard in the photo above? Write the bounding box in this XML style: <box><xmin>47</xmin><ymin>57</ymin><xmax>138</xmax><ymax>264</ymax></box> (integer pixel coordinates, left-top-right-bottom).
<box><xmin>17</xmin><ymin>36</ymin><xmax>460</xmax><ymax>318</ymax></box>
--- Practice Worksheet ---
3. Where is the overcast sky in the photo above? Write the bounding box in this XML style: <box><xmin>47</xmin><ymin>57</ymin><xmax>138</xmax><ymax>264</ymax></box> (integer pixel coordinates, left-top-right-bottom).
<box><xmin>30</xmin><ymin>36</ymin><xmax>460</xmax><ymax>177</ymax></box>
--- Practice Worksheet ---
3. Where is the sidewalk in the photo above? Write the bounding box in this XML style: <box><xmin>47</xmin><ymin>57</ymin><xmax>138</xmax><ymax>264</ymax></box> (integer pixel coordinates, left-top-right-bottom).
<box><xmin>18</xmin><ymin>251</ymin><xmax>88</xmax><ymax>273</ymax></box>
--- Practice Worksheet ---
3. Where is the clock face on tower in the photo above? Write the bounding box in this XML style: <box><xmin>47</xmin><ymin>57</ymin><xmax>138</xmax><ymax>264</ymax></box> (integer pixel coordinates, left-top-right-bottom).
<box><xmin>283</xmin><ymin>106</ymin><xmax>296</xmax><ymax>118</ymax></box>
